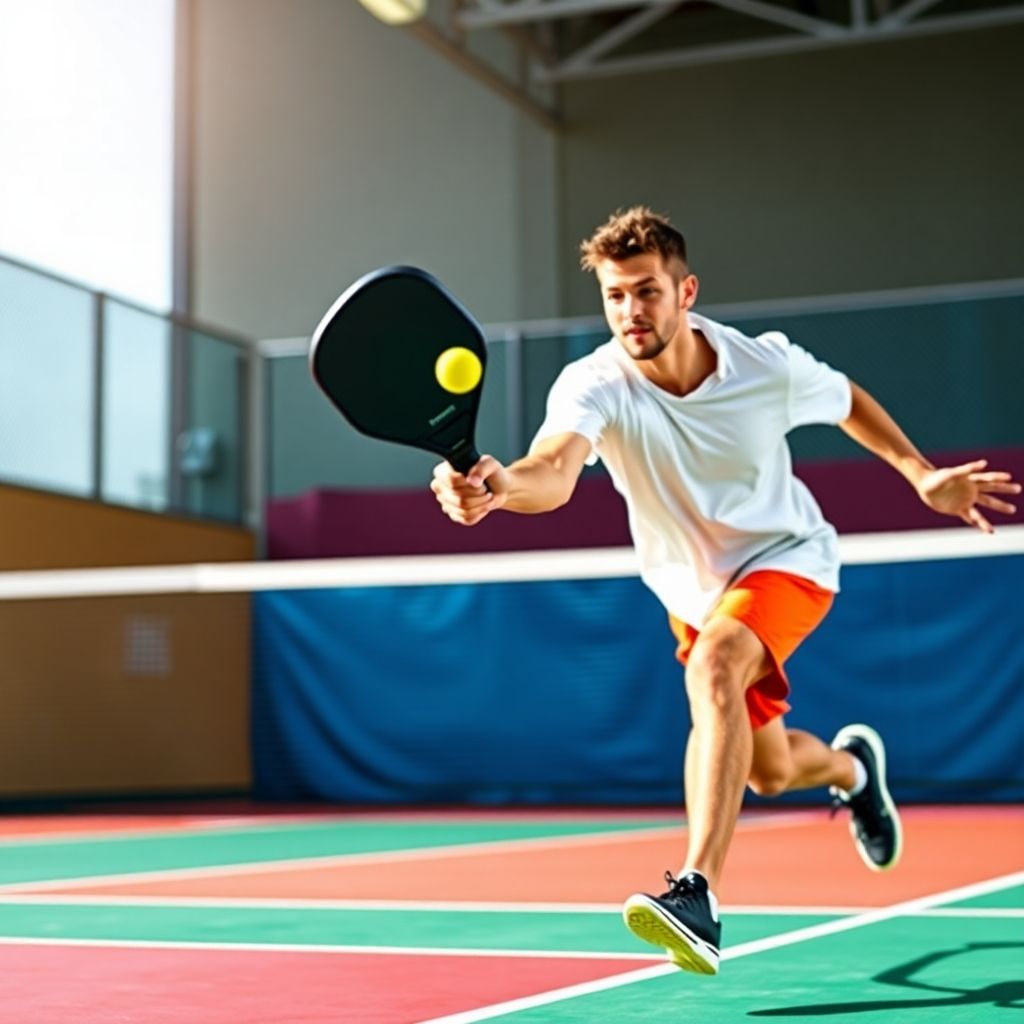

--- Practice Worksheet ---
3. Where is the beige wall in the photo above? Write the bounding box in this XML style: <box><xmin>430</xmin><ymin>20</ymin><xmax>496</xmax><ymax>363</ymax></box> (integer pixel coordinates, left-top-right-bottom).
<box><xmin>0</xmin><ymin>485</ymin><xmax>253</xmax><ymax>798</ymax></box>
<box><xmin>191</xmin><ymin>12</ymin><xmax>1021</xmax><ymax>331</ymax></box>
<box><xmin>559</xmin><ymin>25</ymin><xmax>1024</xmax><ymax>314</ymax></box>
<box><xmin>190</xmin><ymin>0</ymin><xmax>561</xmax><ymax>337</ymax></box>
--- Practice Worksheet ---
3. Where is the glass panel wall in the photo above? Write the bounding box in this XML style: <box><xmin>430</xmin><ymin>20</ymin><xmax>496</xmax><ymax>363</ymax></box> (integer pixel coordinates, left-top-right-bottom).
<box><xmin>0</xmin><ymin>260</ymin><xmax>94</xmax><ymax>495</ymax></box>
<box><xmin>102</xmin><ymin>300</ymin><xmax>171</xmax><ymax>510</ymax></box>
<box><xmin>0</xmin><ymin>255</ymin><xmax>250</xmax><ymax>525</ymax></box>
<box><xmin>183</xmin><ymin>330</ymin><xmax>245</xmax><ymax>523</ymax></box>
<box><xmin>265</xmin><ymin>289</ymin><xmax>1024</xmax><ymax>497</ymax></box>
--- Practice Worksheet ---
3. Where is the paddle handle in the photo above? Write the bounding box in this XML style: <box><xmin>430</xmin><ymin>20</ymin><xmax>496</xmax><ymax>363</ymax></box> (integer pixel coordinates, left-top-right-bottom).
<box><xmin>447</xmin><ymin>445</ymin><xmax>492</xmax><ymax>494</ymax></box>
<box><xmin>448</xmin><ymin>445</ymin><xmax>480</xmax><ymax>475</ymax></box>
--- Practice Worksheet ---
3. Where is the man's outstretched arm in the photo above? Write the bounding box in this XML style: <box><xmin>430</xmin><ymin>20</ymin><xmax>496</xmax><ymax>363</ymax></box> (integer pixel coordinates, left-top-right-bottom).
<box><xmin>430</xmin><ymin>432</ymin><xmax>593</xmax><ymax>527</ymax></box>
<box><xmin>839</xmin><ymin>380</ymin><xmax>1020</xmax><ymax>533</ymax></box>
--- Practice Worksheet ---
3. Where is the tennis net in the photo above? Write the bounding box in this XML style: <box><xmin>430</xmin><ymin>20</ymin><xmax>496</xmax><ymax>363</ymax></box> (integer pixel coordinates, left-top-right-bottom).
<box><xmin>2</xmin><ymin>527</ymin><xmax>1021</xmax><ymax>806</ymax></box>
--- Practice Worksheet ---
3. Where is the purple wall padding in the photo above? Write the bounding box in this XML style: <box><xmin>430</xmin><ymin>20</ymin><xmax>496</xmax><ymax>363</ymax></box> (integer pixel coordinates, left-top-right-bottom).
<box><xmin>267</xmin><ymin>475</ymin><xmax>631</xmax><ymax>559</ymax></box>
<box><xmin>799</xmin><ymin>446</ymin><xmax>1024</xmax><ymax>535</ymax></box>
<box><xmin>267</xmin><ymin>448</ymin><xmax>1024</xmax><ymax>559</ymax></box>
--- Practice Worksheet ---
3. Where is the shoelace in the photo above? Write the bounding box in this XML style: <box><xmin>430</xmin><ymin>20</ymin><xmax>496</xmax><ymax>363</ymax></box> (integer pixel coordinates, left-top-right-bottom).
<box><xmin>661</xmin><ymin>870</ymin><xmax>701</xmax><ymax>900</ymax></box>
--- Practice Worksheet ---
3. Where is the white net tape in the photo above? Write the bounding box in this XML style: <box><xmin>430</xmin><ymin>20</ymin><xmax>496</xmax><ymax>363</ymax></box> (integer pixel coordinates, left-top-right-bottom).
<box><xmin>0</xmin><ymin>526</ymin><xmax>1022</xmax><ymax>601</ymax></box>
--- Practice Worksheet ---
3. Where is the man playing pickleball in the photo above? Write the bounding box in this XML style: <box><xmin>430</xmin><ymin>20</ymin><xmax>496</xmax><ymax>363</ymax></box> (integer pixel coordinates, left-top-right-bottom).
<box><xmin>429</xmin><ymin>207</ymin><xmax>1021</xmax><ymax>976</ymax></box>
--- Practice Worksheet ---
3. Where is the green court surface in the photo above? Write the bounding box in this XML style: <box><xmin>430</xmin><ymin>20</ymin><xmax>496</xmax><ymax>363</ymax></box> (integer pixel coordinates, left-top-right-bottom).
<box><xmin>0</xmin><ymin>818</ymin><xmax>674</xmax><ymax>887</ymax></box>
<box><xmin>486</xmin><ymin>916</ymin><xmax>1024</xmax><ymax>1023</ymax></box>
<box><xmin>949</xmin><ymin>885</ymin><xmax>1024</xmax><ymax>910</ymax></box>
<box><xmin>1</xmin><ymin>810</ymin><xmax>1019</xmax><ymax>1023</ymax></box>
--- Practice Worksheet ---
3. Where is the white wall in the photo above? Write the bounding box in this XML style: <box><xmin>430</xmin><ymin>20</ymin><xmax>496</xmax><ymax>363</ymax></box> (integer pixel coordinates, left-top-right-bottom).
<box><xmin>191</xmin><ymin>0</ymin><xmax>560</xmax><ymax>338</ymax></box>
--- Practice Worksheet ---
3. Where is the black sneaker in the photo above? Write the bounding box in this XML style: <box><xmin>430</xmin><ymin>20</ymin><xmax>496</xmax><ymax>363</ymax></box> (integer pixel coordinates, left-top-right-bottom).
<box><xmin>830</xmin><ymin>723</ymin><xmax>903</xmax><ymax>871</ymax></box>
<box><xmin>623</xmin><ymin>871</ymin><xmax>721</xmax><ymax>975</ymax></box>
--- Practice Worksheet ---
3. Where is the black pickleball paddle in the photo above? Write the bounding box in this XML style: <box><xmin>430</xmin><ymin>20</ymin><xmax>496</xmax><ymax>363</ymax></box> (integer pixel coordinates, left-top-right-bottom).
<box><xmin>310</xmin><ymin>266</ymin><xmax>487</xmax><ymax>475</ymax></box>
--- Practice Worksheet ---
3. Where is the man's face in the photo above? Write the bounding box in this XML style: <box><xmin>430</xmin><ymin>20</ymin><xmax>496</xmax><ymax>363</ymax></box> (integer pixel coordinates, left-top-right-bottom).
<box><xmin>596</xmin><ymin>253</ymin><xmax>694</xmax><ymax>361</ymax></box>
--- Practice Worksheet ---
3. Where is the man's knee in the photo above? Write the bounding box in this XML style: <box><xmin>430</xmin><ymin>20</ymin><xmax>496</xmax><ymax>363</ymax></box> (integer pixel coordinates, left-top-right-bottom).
<box><xmin>747</xmin><ymin>767</ymin><xmax>792</xmax><ymax>797</ymax></box>
<box><xmin>686</xmin><ymin>628</ymin><xmax>761</xmax><ymax>711</ymax></box>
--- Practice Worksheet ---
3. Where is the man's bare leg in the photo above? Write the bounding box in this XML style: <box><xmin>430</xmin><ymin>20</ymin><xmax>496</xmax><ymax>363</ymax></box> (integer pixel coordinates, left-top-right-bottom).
<box><xmin>748</xmin><ymin>717</ymin><xmax>857</xmax><ymax>797</ymax></box>
<box><xmin>623</xmin><ymin>616</ymin><xmax>771</xmax><ymax>975</ymax></box>
<box><xmin>748</xmin><ymin>716</ymin><xmax>903</xmax><ymax>872</ymax></box>
<box><xmin>678</xmin><ymin>616</ymin><xmax>772</xmax><ymax>890</ymax></box>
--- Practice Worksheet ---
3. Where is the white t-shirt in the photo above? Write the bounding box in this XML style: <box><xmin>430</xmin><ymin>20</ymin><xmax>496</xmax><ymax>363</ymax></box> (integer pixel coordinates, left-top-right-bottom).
<box><xmin>531</xmin><ymin>311</ymin><xmax>853</xmax><ymax>626</ymax></box>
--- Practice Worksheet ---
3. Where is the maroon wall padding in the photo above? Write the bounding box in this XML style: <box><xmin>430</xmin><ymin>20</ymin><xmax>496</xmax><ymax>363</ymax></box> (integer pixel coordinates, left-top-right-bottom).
<box><xmin>267</xmin><ymin>448</ymin><xmax>1024</xmax><ymax>559</ymax></box>
<box><xmin>799</xmin><ymin>447</ymin><xmax>1024</xmax><ymax>536</ymax></box>
<box><xmin>267</xmin><ymin>475</ymin><xmax>631</xmax><ymax>559</ymax></box>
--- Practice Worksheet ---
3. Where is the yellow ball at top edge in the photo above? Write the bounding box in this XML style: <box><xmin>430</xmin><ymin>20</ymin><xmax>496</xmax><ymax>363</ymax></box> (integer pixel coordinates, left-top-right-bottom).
<box><xmin>435</xmin><ymin>346</ymin><xmax>483</xmax><ymax>395</ymax></box>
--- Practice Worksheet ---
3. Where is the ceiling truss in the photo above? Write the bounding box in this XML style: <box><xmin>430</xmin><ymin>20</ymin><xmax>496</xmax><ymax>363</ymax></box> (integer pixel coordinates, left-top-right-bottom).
<box><xmin>401</xmin><ymin>0</ymin><xmax>1024</xmax><ymax>130</ymax></box>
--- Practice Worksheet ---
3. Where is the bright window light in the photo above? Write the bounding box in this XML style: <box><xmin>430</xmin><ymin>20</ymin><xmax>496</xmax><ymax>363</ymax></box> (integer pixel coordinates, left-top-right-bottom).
<box><xmin>0</xmin><ymin>0</ymin><xmax>174</xmax><ymax>310</ymax></box>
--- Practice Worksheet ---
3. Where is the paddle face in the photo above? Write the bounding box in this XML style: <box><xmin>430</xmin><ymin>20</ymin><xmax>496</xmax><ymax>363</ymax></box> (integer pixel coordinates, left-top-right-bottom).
<box><xmin>310</xmin><ymin>266</ymin><xmax>487</xmax><ymax>474</ymax></box>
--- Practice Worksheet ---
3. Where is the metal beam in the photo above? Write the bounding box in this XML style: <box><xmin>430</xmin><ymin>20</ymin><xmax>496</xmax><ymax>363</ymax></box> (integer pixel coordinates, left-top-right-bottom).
<box><xmin>558</xmin><ymin>2</ymin><xmax>682</xmax><ymax>73</ymax></box>
<box><xmin>878</xmin><ymin>0</ymin><xmax>943</xmax><ymax>28</ymax></box>
<box><xmin>538</xmin><ymin>3</ymin><xmax>1024</xmax><ymax>79</ymax></box>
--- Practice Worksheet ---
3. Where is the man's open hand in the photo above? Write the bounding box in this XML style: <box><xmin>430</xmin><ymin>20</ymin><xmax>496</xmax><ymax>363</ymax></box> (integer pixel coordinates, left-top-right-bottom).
<box><xmin>916</xmin><ymin>459</ymin><xmax>1021</xmax><ymax>533</ymax></box>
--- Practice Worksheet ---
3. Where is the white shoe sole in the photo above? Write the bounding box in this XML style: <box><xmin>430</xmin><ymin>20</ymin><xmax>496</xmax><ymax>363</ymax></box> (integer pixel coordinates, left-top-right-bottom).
<box><xmin>832</xmin><ymin>723</ymin><xmax>903</xmax><ymax>872</ymax></box>
<box><xmin>623</xmin><ymin>894</ymin><xmax>720</xmax><ymax>975</ymax></box>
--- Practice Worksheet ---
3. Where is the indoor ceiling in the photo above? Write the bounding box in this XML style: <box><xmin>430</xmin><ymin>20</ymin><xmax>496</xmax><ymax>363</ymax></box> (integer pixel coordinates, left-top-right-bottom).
<box><xmin>402</xmin><ymin>0</ymin><xmax>1023</xmax><ymax>128</ymax></box>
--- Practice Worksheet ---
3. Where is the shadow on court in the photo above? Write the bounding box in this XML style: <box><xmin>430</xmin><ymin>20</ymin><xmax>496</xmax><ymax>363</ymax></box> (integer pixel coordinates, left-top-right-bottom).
<box><xmin>748</xmin><ymin>943</ymin><xmax>1024</xmax><ymax>1016</ymax></box>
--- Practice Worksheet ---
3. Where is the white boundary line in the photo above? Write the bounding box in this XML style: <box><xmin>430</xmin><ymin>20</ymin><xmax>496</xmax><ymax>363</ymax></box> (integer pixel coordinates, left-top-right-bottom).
<box><xmin>0</xmin><ymin>934</ymin><xmax>663</xmax><ymax>961</ymax></box>
<box><xmin>0</xmin><ymin>813</ymin><xmax>682</xmax><ymax>849</ymax></box>
<box><xmin>0</xmin><ymin>812</ymin><xmax>817</xmax><ymax>895</ymax></box>
<box><xmin>0</xmin><ymin>816</ymin><xmax>373</xmax><ymax>848</ymax></box>
<box><xmin>0</xmin><ymin>893</ymin><xmax>1019</xmax><ymax>917</ymax></box>
<box><xmin>0</xmin><ymin>882</ymin><xmax>1017</xmax><ymax>970</ymax></box>
<box><xmin>0</xmin><ymin>823</ymin><xmax>683</xmax><ymax>894</ymax></box>
<box><xmin>0</xmin><ymin>527</ymin><xmax>1021</xmax><ymax>599</ymax></box>
<box><xmin>0</xmin><ymin>894</ymin><xmax>854</xmax><ymax>914</ymax></box>
<box><xmin>416</xmin><ymin>869</ymin><xmax>1024</xmax><ymax>1024</ymax></box>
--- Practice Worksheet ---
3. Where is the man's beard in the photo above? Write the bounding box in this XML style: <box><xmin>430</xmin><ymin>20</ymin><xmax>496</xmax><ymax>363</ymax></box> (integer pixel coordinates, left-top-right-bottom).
<box><xmin>626</xmin><ymin>313</ymin><xmax>677</xmax><ymax>360</ymax></box>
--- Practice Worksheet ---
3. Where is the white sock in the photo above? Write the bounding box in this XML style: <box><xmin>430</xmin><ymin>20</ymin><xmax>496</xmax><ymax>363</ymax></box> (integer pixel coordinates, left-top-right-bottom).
<box><xmin>843</xmin><ymin>755</ymin><xmax>868</xmax><ymax>797</ymax></box>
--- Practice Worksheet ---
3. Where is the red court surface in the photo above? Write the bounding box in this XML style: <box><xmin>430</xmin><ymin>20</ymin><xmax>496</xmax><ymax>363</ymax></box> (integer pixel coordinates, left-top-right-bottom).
<box><xmin>0</xmin><ymin>943</ymin><xmax>659</xmax><ymax>1024</ymax></box>
<box><xmin>29</xmin><ymin>807</ymin><xmax>1022</xmax><ymax>907</ymax></box>
<box><xmin>3</xmin><ymin>807</ymin><xmax>1020</xmax><ymax>1024</ymax></box>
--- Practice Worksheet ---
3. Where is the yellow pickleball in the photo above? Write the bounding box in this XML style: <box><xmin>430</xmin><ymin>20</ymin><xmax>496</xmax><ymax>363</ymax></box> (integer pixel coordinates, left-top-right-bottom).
<box><xmin>435</xmin><ymin>346</ymin><xmax>482</xmax><ymax>395</ymax></box>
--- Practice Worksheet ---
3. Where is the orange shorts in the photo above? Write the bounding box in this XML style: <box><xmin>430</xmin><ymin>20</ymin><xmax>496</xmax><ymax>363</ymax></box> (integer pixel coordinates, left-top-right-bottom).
<box><xmin>669</xmin><ymin>569</ymin><xmax>834</xmax><ymax>730</ymax></box>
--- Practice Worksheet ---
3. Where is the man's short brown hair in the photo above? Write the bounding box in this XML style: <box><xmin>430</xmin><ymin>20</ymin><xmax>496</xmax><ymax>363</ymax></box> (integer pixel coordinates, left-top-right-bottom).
<box><xmin>580</xmin><ymin>206</ymin><xmax>688</xmax><ymax>276</ymax></box>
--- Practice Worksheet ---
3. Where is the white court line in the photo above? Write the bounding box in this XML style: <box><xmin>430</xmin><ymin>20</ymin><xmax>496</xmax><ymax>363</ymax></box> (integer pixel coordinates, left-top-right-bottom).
<box><xmin>0</xmin><ymin>816</ymin><xmax>374</xmax><ymax>848</ymax></box>
<box><xmin>0</xmin><ymin>824</ymin><xmax>684</xmax><ymax>895</ymax></box>
<box><xmin>416</xmin><ymin>869</ymin><xmax>1024</xmax><ymax>1024</ymax></box>
<box><xmin>1</xmin><ymin>893</ymin><xmax>1019</xmax><ymax>918</ymax></box>
<box><xmin>0</xmin><ymin>813</ymin><xmax>682</xmax><ymax>849</ymax></box>
<box><xmin>0</xmin><ymin>811</ymin><xmax>818</xmax><ymax>895</ymax></box>
<box><xmin>0</xmin><ymin>894</ymin><xmax>851</xmax><ymax>914</ymax></box>
<box><xmin>0</xmin><ymin>894</ymin><xmax>867</xmax><ymax>915</ymax></box>
<box><xmin>0</xmin><ymin>810</ymin><xmax>696</xmax><ymax>847</ymax></box>
<box><xmin>0</xmin><ymin>934</ymin><xmax>662</xmax><ymax>961</ymax></box>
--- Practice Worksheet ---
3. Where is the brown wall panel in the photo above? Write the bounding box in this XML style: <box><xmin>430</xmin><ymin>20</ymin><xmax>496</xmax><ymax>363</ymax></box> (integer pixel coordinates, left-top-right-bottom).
<box><xmin>0</xmin><ymin>484</ymin><xmax>254</xmax><ymax>570</ymax></box>
<box><xmin>0</xmin><ymin>487</ymin><xmax>255</xmax><ymax>798</ymax></box>
<box><xmin>0</xmin><ymin>594</ymin><xmax>250</xmax><ymax>797</ymax></box>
